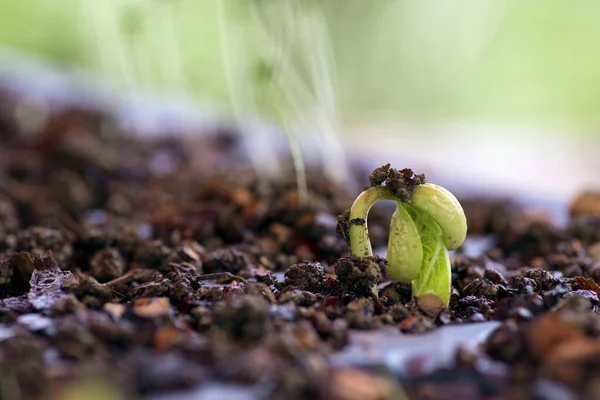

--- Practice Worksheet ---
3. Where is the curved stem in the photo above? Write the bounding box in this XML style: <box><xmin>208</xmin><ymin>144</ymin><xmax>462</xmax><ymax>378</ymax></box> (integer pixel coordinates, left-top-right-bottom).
<box><xmin>349</xmin><ymin>186</ymin><xmax>396</xmax><ymax>258</ymax></box>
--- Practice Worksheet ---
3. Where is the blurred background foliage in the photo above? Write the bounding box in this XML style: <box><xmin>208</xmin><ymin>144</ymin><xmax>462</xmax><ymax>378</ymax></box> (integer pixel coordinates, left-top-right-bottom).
<box><xmin>2</xmin><ymin>0</ymin><xmax>599</xmax><ymax>126</ymax></box>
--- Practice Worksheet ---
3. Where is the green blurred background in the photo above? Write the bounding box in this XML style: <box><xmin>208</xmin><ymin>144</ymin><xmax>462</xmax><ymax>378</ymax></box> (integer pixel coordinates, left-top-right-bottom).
<box><xmin>2</xmin><ymin>0</ymin><xmax>599</xmax><ymax>125</ymax></box>
<box><xmin>2</xmin><ymin>0</ymin><xmax>599</xmax><ymax>200</ymax></box>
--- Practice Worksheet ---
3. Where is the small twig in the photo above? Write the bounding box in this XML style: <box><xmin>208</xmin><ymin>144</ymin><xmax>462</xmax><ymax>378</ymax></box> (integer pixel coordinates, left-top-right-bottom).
<box><xmin>103</xmin><ymin>285</ymin><xmax>126</xmax><ymax>299</ymax></box>
<box><xmin>103</xmin><ymin>269</ymin><xmax>156</xmax><ymax>289</ymax></box>
<box><xmin>371</xmin><ymin>293</ymin><xmax>386</xmax><ymax>315</ymax></box>
<box><xmin>197</xmin><ymin>272</ymin><xmax>247</xmax><ymax>284</ymax></box>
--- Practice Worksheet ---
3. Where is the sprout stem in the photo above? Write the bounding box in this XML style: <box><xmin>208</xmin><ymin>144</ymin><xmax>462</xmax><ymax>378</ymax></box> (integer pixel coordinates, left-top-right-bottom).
<box><xmin>348</xmin><ymin>186</ymin><xmax>396</xmax><ymax>258</ymax></box>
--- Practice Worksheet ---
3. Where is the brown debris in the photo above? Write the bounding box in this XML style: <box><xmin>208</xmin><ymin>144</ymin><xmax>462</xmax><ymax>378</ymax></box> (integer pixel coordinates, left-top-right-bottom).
<box><xmin>329</xmin><ymin>368</ymin><xmax>394</xmax><ymax>400</ymax></box>
<box><xmin>575</xmin><ymin>276</ymin><xmax>600</xmax><ymax>298</ymax></box>
<box><xmin>28</xmin><ymin>255</ymin><xmax>75</xmax><ymax>310</ymax></box>
<box><xmin>384</xmin><ymin>168</ymin><xmax>426</xmax><ymax>202</ymax></box>
<box><xmin>570</xmin><ymin>191</ymin><xmax>600</xmax><ymax>218</ymax></box>
<box><xmin>0</xmin><ymin>253</ymin><xmax>35</xmax><ymax>291</ymax></box>
<box><xmin>336</xmin><ymin>209</ymin><xmax>351</xmax><ymax>245</ymax></box>
<box><xmin>368</xmin><ymin>163</ymin><xmax>391</xmax><ymax>187</ymax></box>
<box><xmin>153</xmin><ymin>325</ymin><xmax>183</xmax><ymax>351</ymax></box>
<box><xmin>414</xmin><ymin>294</ymin><xmax>447</xmax><ymax>317</ymax></box>
<box><xmin>89</xmin><ymin>248</ymin><xmax>125</xmax><ymax>283</ymax></box>
<box><xmin>283</xmin><ymin>262</ymin><xmax>327</xmax><ymax>292</ymax></box>
<box><xmin>526</xmin><ymin>313</ymin><xmax>585</xmax><ymax>360</ymax></box>
<box><xmin>133</xmin><ymin>297</ymin><xmax>172</xmax><ymax>318</ymax></box>
<box><xmin>103</xmin><ymin>303</ymin><xmax>125</xmax><ymax>320</ymax></box>
<box><xmin>212</xmin><ymin>295</ymin><xmax>269</xmax><ymax>343</ymax></box>
<box><xmin>334</xmin><ymin>256</ymin><xmax>382</xmax><ymax>298</ymax></box>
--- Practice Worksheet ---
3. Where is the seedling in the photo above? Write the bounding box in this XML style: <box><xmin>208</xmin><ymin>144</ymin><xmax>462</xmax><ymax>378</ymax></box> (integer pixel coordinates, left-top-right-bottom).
<box><xmin>340</xmin><ymin>164</ymin><xmax>467</xmax><ymax>305</ymax></box>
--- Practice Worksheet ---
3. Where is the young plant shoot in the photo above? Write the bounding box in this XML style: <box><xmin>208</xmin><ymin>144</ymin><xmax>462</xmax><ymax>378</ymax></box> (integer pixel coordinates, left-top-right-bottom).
<box><xmin>340</xmin><ymin>164</ymin><xmax>467</xmax><ymax>305</ymax></box>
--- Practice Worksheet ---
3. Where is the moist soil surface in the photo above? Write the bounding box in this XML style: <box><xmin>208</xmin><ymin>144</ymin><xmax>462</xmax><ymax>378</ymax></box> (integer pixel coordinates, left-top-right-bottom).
<box><xmin>2</xmin><ymin>90</ymin><xmax>600</xmax><ymax>400</ymax></box>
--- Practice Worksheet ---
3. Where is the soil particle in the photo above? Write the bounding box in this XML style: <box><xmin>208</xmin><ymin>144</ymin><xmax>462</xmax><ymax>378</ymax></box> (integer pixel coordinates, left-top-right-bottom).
<box><xmin>278</xmin><ymin>290</ymin><xmax>319</xmax><ymax>307</ymax></box>
<box><xmin>345</xmin><ymin>298</ymin><xmax>377</xmax><ymax>330</ymax></box>
<box><xmin>379</xmin><ymin>281</ymin><xmax>412</xmax><ymax>307</ymax></box>
<box><xmin>168</xmin><ymin>240</ymin><xmax>206</xmax><ymax>268</ymax></box>
<box><xmin>512</xmin><ymin>276</ymin><xmax>537</xmax><ymax>293</ymax></box>
<box><xmin>574</xmin><ymin>276</ymin><xmax>600</xmax><ymax>298</ymax></box>
<box><xmin>484</xmin><ymin>266</ymin><xmax>509</xmax><ymax>286</ymax></box>
<box><xmin>485</xmin><ymin>321</ymin><xmax>523</xmax><ymax>363</ymax></box>
<box><xmin>132</xmin><ymin>297</ymin><xmax>172</xmax><ymax>319</ymax></box>
<box><xmin>28</xmin><ymin>255</ymin><xmax>75</xmax><ymax>310</ymax></box>
<box><xmin>384</xmin><ymin>167</ymin><xmax>426</xmax><ymax>202</ymax></box>
<box><xmin>336</xmin><ymin>209</ymin><xmax>351</xmax><ymax>245</ymax></box>
<box><xmin>132</xmin><ymin>240</ymin><xmax>171</xmax><ymax>271</ymax></box>
<box><xmin>389</xmin><ymin>303</ymin><xmax>411</xmax><ymax>322</ymax></box>
<box><xmin>334</xmin><ymin>256</ymin><xmax>382</xmax><ymax>298</ymax></box>
<box><xmin>53</xmin><ymin>316</ymin><xmax>97</xmax><ymax>359</ymax></box>
<box><xmin>461</xmin><ymin>278</ymin><xmax>501</xmax><ymax>299</ymax></box>
<box><xmin>523</xmin><ymin>268</ymin><xmax>560</xmax><ymax>291</ymax></box>
<box><xmin>398</xmin><ymin>314</ymin><xmax>435</xmax><ymax>334</ymax></box>
<box><xmin>89</xmin><ymin>248</ymin><xmax>125</xmax><ymax>282</ymax></box>
<box><xmin>203</xmin><ymin>248</ymin><xmax>251</xmax><ymax>274</ymax></box>
<box><xmin>370</xmin><ymin>166</ymin><xmax>423</xmax><ymax>196</ymax></box>
<box><xmin>0</xmin><ymin>253</ymin><xmax>35</xmax><ymax>292</ymax></box>
<box><xmin>283</xmin><ymin>262</ymin><xmax>326</xmax><ymax>293</ymax></box>
<box><xmin>212</xmin><ymin>295</ymin><xmax>270</xmax><ymax>343</ymax></box>
<box><xmin>454</xmin><ymin>296</ymin><xmax>494</xmax><ymax>320</ymax></box>
<box><xmin>415</xmin><ymin>294</ymin><xmax>447</xmax><ymax>317</ymax></box>
<box><xmin>369</xmin><ymin>163</ymin><xmax>391</xmax><ymax>187</ymax></box>
<box><xmin>13</xmin><ymin>227</ymin><xmax>73</xmax><ymax>269</ymax></box>
<box><xmin>570</xmin><ymin>216</ymin><xmax>600</xmax><ymax>245</ymax></box>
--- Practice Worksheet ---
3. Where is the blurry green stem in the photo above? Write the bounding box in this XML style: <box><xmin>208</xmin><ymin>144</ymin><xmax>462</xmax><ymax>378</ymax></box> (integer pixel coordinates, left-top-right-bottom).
<box><xmin>276</xmin><ymin>107</ymin><xmax>308</xmax><ymax>207</ymax></box>
<box><xmin>216</xmin><ymin>0</ymin><xmax>281</xmax><ymax>177</ymax></box>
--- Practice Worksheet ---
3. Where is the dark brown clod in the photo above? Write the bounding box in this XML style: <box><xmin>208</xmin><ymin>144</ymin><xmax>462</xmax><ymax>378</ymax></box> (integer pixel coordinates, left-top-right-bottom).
<box><xmin>0</xmin><ymin>253</ymin><xmax>35</xmax><ymax>291</ymax></box>
<box><xmin>132</xmin><ymin>240</ymin><xmax>171</xmax><ymax>271</ymax></box>
<box><xmin>366</xmin><ymin>164</ymin><xmax>426</xmax><ymax>203</ymax></box>
<box><xmin>368</xmin><ymin>163</ymin><xmax>391</xmax><ymax>187</ymax></box>
<box><xmin>89</xmin><ymin>248</ymin><xmax>126</xmax><ymax>282</ymax></box>
<box><xmin>203</xmin><ymin>248</ymin><xmax>250</xmax><ymax>274</ymax></box>
<box><xmin>384</xmin><ymin>167</ymin><xmax>426</xmax><ymax>202</ymax></box>
<box><xmin>283</xmin><ymin>262</ymin><xmax>326</xmax><ymax>293</ymax></box>
<box><xmin>336</xmin><ymin>208</ymin><xmax>351</xmax><ymax>245</ymax></box>
<box><xmin>15</xmin><ymin>227</ymin><xmax>73</xmax><ymax>269</ymax></box>
<box><xmin>574</xmin><ymin>276</ymin><xmax>600</xmax><ymax>298</ymax></box>
<box><xmin>212</xmin><ymin>295</ymin><xmax>270</xmax><ymax>343</ymax></box>
<box><xmin>333</xmin><ymin>255</ymin><xmax>383</xmax><ymax>297</ymax></box>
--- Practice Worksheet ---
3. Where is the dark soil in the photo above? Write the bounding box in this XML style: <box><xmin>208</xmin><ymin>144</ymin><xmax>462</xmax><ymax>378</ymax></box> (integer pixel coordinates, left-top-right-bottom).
<box><xmin>2</xmin><ymin>88</ymin><xmax>600</xmax><ymax>400</ymax></box>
